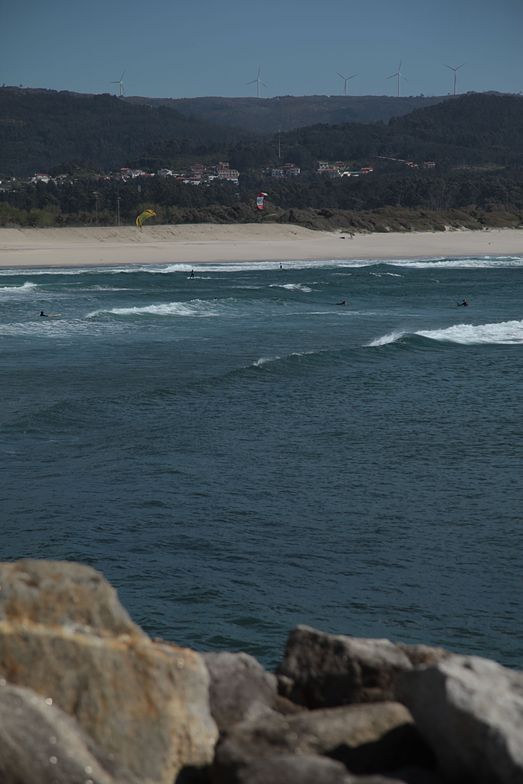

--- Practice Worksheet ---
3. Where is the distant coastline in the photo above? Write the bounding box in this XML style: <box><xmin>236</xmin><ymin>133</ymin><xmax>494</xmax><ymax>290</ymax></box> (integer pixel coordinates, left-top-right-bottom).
<box><xmin>0</xmin><ymin>224</ymin><xmax>522</xmax><ymax>270</ymax></box>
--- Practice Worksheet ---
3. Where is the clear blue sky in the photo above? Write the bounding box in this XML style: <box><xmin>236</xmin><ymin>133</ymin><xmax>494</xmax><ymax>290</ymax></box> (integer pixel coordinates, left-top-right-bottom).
<box><xmin>2</xmin><ymin>0</ymin><xmax>522</xmax><ymax>99</ymax></box>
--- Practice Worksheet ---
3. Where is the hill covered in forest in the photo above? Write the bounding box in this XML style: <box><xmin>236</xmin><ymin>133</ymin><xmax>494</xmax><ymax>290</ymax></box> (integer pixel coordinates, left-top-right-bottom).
<box><xmin>2</xmin><ymin>89</ymin><xmax>521</xmax><ymax>179</ymax></box>
<box><xmin>125</xmin><ymin>94</ymin><xmax>448</xmax><ymax>133</ymax></box>
<box><xmin>0</xmin><ymin>88</ymin><xmax>248</xmax><ymax>177</ymax></box>
<box><xmin>264</xmin><ymin>92</ymin><xmax>523</xmax><ymax>171</ymax></box>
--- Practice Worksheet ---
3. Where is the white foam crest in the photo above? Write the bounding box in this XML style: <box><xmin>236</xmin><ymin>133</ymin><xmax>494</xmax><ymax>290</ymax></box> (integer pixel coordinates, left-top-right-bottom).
<box><xmin>367</xmin><ymin>331</ymin><xmax>406</xmax><ymax>347</ymax></box>
<box><xmin>0</xmin><ymin>281</ymin><xmax>39</xmax><ymax>293</ymax></box>
<box><xmin>122</xmin><ymin>259</ymin><xmax>375</xmax><ymax>274</ymax></box>
<box><xmin>87</xmin><ymin>298</ymin><xmax>221</xmax><ymax>318</ymax></box>
<box><xmin>417</xmin><ymin>320</ymin><xmax>523</xmax><ymax>345</ymax></box>
<box><xmin>253</xmin><ymin>355</ymin><xmax>280</xmax><ymax>367</ymax></box>
<box><xmin>0</xmin><ymin>267</ymin><xmax>97</xmax><ymax>276</ymax></box>
<box><xmin>270</xmin><ymin>283</ymin><xmax>313</xmax><ymax>292</ymax></box>
<box><xmin>87</xmin><ymin>285</ymin><xmax>132</xmax><ymax>291</ymax></box>
<box><xmin>0</xmin><ymin>320</ymin><xmax>125</xmax><ymax>338</ymax></box>
<box><xmin>1</xmin><ymin>254</ymin><xmax>520</xmax><ymax>279</ymax></box>
<box><xmin>252</xmin><ymin>349</ymin><xmax>322</xmax><ymax>367</ymax></box>
<box><xmin>387</xmin><ymin>256</ymin><xmax>523</xmax><ymax>269</ymax></box>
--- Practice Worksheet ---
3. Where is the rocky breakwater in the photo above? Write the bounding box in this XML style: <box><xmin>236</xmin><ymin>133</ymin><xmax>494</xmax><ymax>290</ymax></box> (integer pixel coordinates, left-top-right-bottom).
<box><xmin>0</xmin><ymin>560</ymin><xmax>521</xmax><ymax>784</ymax></box>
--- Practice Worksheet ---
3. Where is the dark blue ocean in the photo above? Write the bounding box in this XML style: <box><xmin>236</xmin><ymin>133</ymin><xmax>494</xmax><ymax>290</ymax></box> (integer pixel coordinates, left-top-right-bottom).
<box><xmin>1</xmin><ymin>255</ymin><xmax>522</xmax><ymax>668</ymax></box>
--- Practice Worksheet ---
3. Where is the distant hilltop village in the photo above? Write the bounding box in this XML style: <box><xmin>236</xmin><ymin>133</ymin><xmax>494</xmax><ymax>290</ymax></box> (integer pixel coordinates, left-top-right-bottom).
<box><xmin>3</xmin><ymin>157</ymin><xmax>437</xmax><ymax>191</ymax></box>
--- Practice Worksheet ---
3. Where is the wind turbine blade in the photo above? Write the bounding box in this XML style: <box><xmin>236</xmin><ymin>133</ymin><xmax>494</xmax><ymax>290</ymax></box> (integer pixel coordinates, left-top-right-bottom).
<box><xmin>444</xmin><ymin>64</ymin><xmax>454</xmax><ymax>71</ymax></box>
<box><xmin>456</xmin><ymin>63</ymin><xmax>465</xmax><ymax>70</ymax></box>
<box><xmin>337</xmin><ymin>72</ymin><xmax>347</xmax><ymax>79</ymax></box>
<box><xmin>348</xmin><ymin>73</ymin><xmax>358</xmax><ymax>79</ymax></box>
<box><xmin>386</xmin><ymin>73</ymin><xmax>396</xmax><ymax>79</ymax></box>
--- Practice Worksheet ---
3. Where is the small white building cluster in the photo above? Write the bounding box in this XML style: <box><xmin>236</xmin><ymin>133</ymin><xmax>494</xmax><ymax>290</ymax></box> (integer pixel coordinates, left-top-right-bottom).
<box><xmin>264</xmin><ymin>163</ymin><xmax>302</xmax><ymax>178</ymax></box>
<box><xmin>318</xmin><ymin>161</ymin><xmax>374</xmax><ymax>177</ymax></box>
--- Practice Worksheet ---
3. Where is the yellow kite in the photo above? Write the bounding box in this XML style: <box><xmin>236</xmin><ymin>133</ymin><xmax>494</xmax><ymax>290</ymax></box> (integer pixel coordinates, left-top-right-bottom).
<box><xmin>136</xmin><ymin>209</ymin><xmax>156</xmax><ymax>229</ymax></box>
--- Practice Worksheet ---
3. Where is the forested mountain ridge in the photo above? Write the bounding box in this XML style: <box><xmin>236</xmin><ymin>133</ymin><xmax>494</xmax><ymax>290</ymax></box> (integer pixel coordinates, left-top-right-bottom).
<box><xmin>1</xmin><ymin>88</ymin><xmax>522</xmax><ymax>178</ymax></box>
<box><xmin>125</xmin><ymin>94</ymin><xmax>448</xmax><ymax>133</ymax></box>
<box><xmin>269</xmin><ymin>93</ymin><xmax>523</xmax><ymax>169</ymax></box>
<box><xmin>0</xmin><ymin>88</ymin><xmax>248</xmax><ymax>177</ymax></box>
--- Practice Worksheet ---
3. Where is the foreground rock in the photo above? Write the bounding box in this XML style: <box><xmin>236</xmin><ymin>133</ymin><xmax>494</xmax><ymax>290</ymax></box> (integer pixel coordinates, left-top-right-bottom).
<box><xmin>398</xmin><ymin>655</ymin><xmax>523</xmax><ymax>784</ymax></box>
<box><xmin>203</xmin><ymin>651</ymin><xmax>279</xmax><ymax>731</ymax></box>
<box><xmin>1</xmin><ymin>559</ymin><xmax>522</xmax><ymax>784</ymax></box>
<box><xmin>212</xmin><ymin>701</ymin><xmax>434</xmax><ymax>782</ymax></box>
<box><xmin>0</xmin><ymin>683</ymin><xmax>137</xmax><ymax>784</ymax></box>
<box><xmin>0</xmin><ymin>560</ymin><xmax>217</xmax><ymax>784</ymax></box>
<box><xmin>221</xmin><ymin>752</ymin><xmax>407</xmax><ymax>784</ymax></box>
<box><xmin>277</xmin><ymin>625</ymin><xmax>448</xmax><ymax>708</ymax></box>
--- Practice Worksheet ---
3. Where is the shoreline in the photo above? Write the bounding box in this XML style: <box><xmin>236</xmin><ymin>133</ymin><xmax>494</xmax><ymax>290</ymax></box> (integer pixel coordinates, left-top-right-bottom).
<box><xmin>0</xmin><ymin>224</ymin><xmax>522</xmax><ymax>269</ymax></box>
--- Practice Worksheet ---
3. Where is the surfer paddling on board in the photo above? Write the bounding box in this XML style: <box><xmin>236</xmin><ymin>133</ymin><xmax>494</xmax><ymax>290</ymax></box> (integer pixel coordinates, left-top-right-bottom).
<box><xmin>336</xmin><ymin>300</ymin><xmax>347</xmax><ymax>306</ymax></box>
<box><xmin>457</xmin><ymin>299</ymin><xmax>469</xmax><ymax>307</ymax></box>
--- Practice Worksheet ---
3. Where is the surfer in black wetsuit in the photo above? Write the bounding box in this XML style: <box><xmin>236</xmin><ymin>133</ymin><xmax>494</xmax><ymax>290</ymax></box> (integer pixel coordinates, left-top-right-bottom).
<box><xmin>39</xmin><ymin>311</ymin><xmax>48</xmax><ymax>317</ymax></box>
<box><xmin>336</xmin><ymin>300</ymin><xmax>347</xmax><ymax>306</ymax></box>
<box><xmin>457</xmin><ymin>300</ymin><xmax>469</xmax><ymax>307</ymax></box>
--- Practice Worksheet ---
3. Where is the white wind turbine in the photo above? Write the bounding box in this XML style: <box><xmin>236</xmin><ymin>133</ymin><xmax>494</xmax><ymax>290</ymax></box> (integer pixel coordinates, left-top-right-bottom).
<box><xmin>111</xmin><ymin>71</ymin><xmax>125</xmax><ymax>98</ymax></box>
<box><xmin>337</xmin><ymin>71</ymin><xmax>358</xmax><ymax>96</ymax></box>
<box><xmin>387</xmin><ymin>61</ymin><xmax>407</xmax><ymax>97</ymax></box>
<box><xmin>444</xmin><ymin>63</ymin><xmax>465</xmax><ymax>96</ymax></box>
<box><xmin>247</xmin><ymin>66</ymin><xmax>267</xmax><ymax>98</ymax></box>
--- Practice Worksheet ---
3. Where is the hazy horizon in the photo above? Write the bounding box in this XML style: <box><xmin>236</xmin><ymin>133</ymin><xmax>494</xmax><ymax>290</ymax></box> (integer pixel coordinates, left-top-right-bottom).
<box><xmin>2</xmin><ymin>0</ymin><xmax>522</xmax><ymax>100</ymax></box>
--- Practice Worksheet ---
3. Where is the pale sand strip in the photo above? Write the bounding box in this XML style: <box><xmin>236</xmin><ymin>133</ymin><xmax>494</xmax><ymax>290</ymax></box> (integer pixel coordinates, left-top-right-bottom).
<box><xmin>0</xmin><ymin>224</ymin><xmax>521</xmax><ymax>269</ymax></box>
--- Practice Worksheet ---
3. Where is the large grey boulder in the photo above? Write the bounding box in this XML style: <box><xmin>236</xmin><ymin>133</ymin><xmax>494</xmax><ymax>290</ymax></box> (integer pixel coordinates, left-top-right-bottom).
<box><xmin>277</xmin><ymin>625</ymin><xmax>447</xmax><ymax>708</ymax></box>
<box><xmin>221</xmin><ymin>752</ymin><xmax>406</xmax><ymax>784</ymax></box>
<box><xmin>397</xmin><ymin>654</ymin><xmax>523</xmax><ymax>784</ymax></box>
<box><xmin>0</xmin><ymin>560</ymin><xmax>218</xmax><ymax>784</ymax></box>
<box><xmin>0</xmin><ymin>682</ymin><xmax>137</xmax><ymax>784</ymax></box>
<box><xmin>203</xmin><ymin>651</ymin><xmax>278</xmax><ymax>731</ymax></box>
<box><xmin>218</xmin><ymin>752</ymin><xmax>354</xmax><ymax>784</ymax></box>
<box><xmin>212</xmin><ymin>701</ymin><xmax>434</xmax><ymax>781</ymax></box>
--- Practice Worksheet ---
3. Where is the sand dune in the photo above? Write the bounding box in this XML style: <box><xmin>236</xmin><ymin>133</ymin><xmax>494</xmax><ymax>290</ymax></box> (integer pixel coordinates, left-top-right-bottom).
<box><xmin>0</xmin><ymin>224</ymin><xmax>521</xmax><ymax>268</ymax></box>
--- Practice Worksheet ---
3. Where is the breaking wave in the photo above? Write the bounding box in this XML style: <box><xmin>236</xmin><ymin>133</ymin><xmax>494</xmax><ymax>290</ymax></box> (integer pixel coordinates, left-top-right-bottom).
<box><xmin>0</xmin><ymin>320</ymin><xmax>125</xmax><ymax>338</ymax></box>
<box><xmin>368</xmin><ymin>320</ymin><xmax>523</xmax><ymax>347</ymax></box>
<box><xmin>387</xmin><ymin>256</ymin><xmax>523</xmax><ymax>269</ymax></box>
<box><xmin>87</xmin><ymin>298</ymin><xmax>223</xmax><ymax>318</ymax></box>
<box><xmin>269</xmin><ymin>283</ymin><xmax>313</xmax><ymax>293</ymax></box>
<box><xmin>0</xmin><ymin>281</ymin><xmax>39</xmax><ymax>293</ymax></box>
<box><xmin>252</xmin><ymin>349</ymin><xmax>325</xmax><ymax>367</ymax></box>
<box><xmin>0</xmin><ymin>255</ymin><xmax>521</xmax><ymax>278</ymax></box>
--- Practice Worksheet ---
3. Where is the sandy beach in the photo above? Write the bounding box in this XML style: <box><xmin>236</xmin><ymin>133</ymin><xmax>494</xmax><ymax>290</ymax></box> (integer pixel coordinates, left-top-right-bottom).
<box><xmin>0</xmin><ymin>224</ymin><xmax>521</xmax><ymax>269</ymax></box>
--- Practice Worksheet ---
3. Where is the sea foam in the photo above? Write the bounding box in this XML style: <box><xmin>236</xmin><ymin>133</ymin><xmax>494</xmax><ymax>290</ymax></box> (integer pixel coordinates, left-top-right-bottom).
<box><xmin>0</xmin><ymin>281</ymin><xmax>39</xmax><ymax>293</ymax></box>
<box><xmin>368</xmin><ymin>319</ymin><xmax>523</xmax><ymax>347</ymax></box>
<box><xmin>269</xmin><ymin>283</ymin><xmax>313</xmax><ymax>292</ymax></box>
<box><xmin>87</xmin><ymin>299</ymin><xmax>222</xmax><ymax>318</ymax></box>
<box><xmin>417</xmin><ymin>319</ymin><xmax>523</xmax><ymax>345</ymax></box>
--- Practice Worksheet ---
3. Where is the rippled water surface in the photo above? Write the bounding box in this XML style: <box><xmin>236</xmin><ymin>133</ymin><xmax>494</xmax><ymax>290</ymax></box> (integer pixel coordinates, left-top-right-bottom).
<box><xmin>1</xmin><ymin>255</ymin><xmax>522</xmax><ymax>667</ymax></box>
